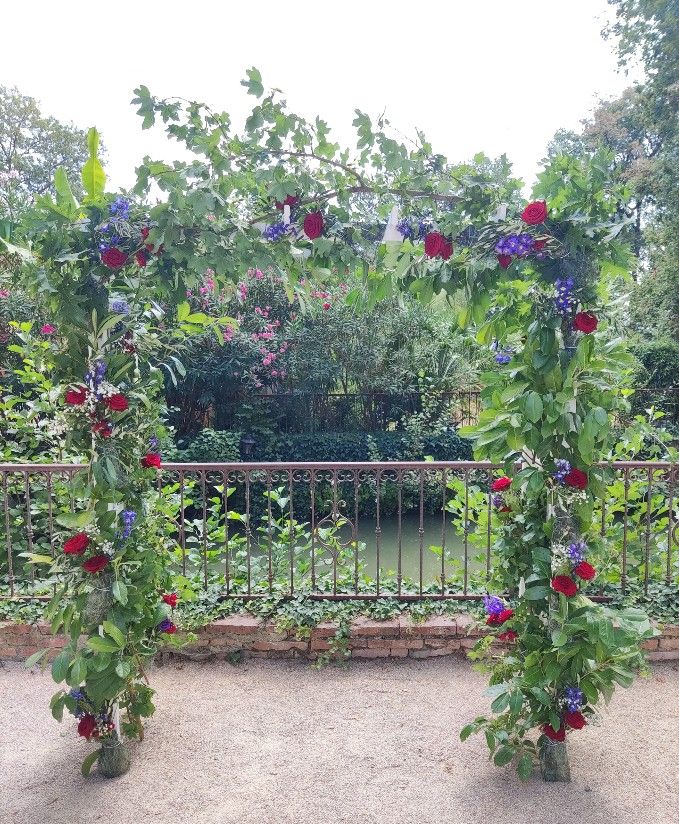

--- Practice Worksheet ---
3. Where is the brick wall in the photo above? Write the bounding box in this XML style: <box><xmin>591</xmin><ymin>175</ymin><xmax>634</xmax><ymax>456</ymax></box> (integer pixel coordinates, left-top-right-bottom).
<box><xmin>1</xmin><ymin>615</ymin><xmax>678</xmax><ymax>664</ymax></box>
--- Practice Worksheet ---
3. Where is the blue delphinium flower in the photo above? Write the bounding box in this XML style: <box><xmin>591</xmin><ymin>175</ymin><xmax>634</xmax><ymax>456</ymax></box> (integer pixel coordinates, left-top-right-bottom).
<box><xmin>554</xmin><ymin>277</ymin><xmax>575</xmax><ymax>315</ymax></box>
<box><xmin>554</xmin><ymin>459</ymin><xmax>571</xmax><ymax>483</ymax></box>
<box><xmin>110</xmin><ymin>197</ymin><xmax>131</xmax><ymax>221</ymax></box>
<box><xmin>149</xmin><ymin>435</ymin><xmax>159</xmax><ymax>449</ymax></box>
<box><xmin>567</xmin><ymin>540</ymin><xmax>587</xmax><ymax>564</ymax></box>
<box><xmin>110</xmin><ymin>298</ymin><xmax>130</xmax><ymax>315</ymax></box>
<box><xmin>263</xmin><ymin>222</ymin><xmax>289</xmax><ymax>241</ymax></box>
<box><xmin>563</xmin><ymin>686</ymin><xmax>584</xmax><ymax>712</ymax></box>
<box><xmin>483</xmin><ymin>594</ymin><xmax>505</xmax><ymax>616</ymax></box>
<box><xmin>120</xmin><ymin>510</ymin><xmax>137</xmax><ymax>540</ymax></box>
<box><xmin>397</xmin><ymin>219</ymin><xmax>415</xmax><ymax>240</ymax></box>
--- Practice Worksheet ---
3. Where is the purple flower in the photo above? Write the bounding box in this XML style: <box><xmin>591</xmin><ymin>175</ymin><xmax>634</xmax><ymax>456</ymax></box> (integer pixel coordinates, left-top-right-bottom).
<box><xmin>149</xmin><ymin>435</ymin><xmax>159</xmax><ymax>449</ymax></box>
<box><xmin>567</xmin><ymin>540</ymin><xmax>587</xmax><ymax>565</ymax></box>
<box><xmin>263</xmin><ymin>222</ymin><xmax>289</xmax><ymax>241</ymax></box>
<box><xmin>483</xmin><ymin>594</ymin><xmax>505</xmax><ymax>616</ymax></box>
<box><xmin>554</xmin><ymin>459</ymin><xmax>571</xmax><ymax>483</ymax></box>
<box><xmin>110</xmin><ymin>298</ymin><xmax>130</xmax><ymax>315</ymax></box>
<box><xmin>120</xmin><ymin>510</ymin><xmax>137</xmax><ymax>540</ymax></box>
<box><xmin>397</xmin><ymin>219</ymin><xmax>415</xmax><ymax>240</ymax></box>
<box><xmin>110</xmin><ymin>197</ymin><xmax>131</xmax><ymax>220</ymax></box>
<box><xmin>563</xmin><ymin>686</ymin><xmax>584</xmax><ymax>712</ymax></box>
<box><xmin>491</xmin><ymin>493</ymin><xmax>505</xmax><ymax>508</ymax></box>
<box><xmin>554</xmin><ymin>278</ymin><xmax>575</xmax><ymax>316</ymax></box>
<box><xmin>158</xmin><ymin>618</ymin><xmax>173</xmax><ymax>632</ymax></box>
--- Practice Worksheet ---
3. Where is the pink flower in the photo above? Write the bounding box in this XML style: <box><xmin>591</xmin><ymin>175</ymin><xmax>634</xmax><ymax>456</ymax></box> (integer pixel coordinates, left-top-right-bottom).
<box><xmin>40</xmin><ymin>324</ymin><xmax>56</xmax><ymax>335</ymax></box>
<box><xmin>206</xmin><ymin>214</ymin><xmax>216</xmax><ymax>222</ymax></box>
<box><xmin>322</xmin><ymin>302</ymin><xmax>331</xmax><ymax>311</ymax></box>
<box><xmin>0</xmin><ymin>289</ymin><xmax>9</xmax><ymax>298</ymax></box>
<box><xmin>223</xmin><ymin>326</ymin><xmax>234</xmax><ymax>342</ymax></box>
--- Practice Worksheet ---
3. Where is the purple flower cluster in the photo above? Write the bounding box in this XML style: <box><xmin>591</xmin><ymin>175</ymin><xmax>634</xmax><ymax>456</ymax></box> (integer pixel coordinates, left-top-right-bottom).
<box><xmin>417</xmin><ymin>219</ymin><xmax>432</xmax><ymax>239</ymax></box>
<box><xmin>120</xmin><ymin>509</ymin><xmax>137</xmax><ymax>540</ymax></box>
<box><xmin>397</xmin><ymin>219</ymin><xmax>415</xmax><ymax>240</ymax></box>
<box><xmin>263</xmin><ymin>222</ymin><xmax>291</xmax><ymax>241</ymax></box>
<box><xmin>110</xmin><ymin>197</ymin><xmax>131</xmax><ymax>221</ymax></box>
<box><xmin>554</xmin><ymin>459</ymin><xmax>571</xmax><ymax>483</ymax></box>
<box><xmin>158</xmin><ymin>618</ymin><xmax>174</xmax><ymax>633</ymax></box>
<box><xmin>491</xmin><ymin>340</ymin><xmax>513</xmax><ymax>365</ymax></box>
<box><xmin>495</xmin><ymin>234</ymin><xmax>535</xmax><ymax>257</ymax></box>
<box><xmin>149</xmin><ymin>435</ymin><xmax>159</xmax><ymax>449</ymax></box>
<box><xmin>483</xmin><ymin>594</ymin><xmax>505</xmax><ymax>616</ymax></box>
<box><xmin>563</xmin><ymin>686</ymin><xmax>584</xmax><ymax>712</ymax></box>
<box><xmin>491</xmin><ymin>493</ymin><xmax>506</xmax><ymax>508</ymax></box>
<box><xmin>84</xmin><ymin>361</ymin><xmax>107</xmax><ymax>398</ymax></box>
<box><xmin>110</xmin><ymin>298</ymin><xmax>130</xmax><ymax>315</ymax></box>
<box><xmin>554</xmin><ymin>278</ymin><xmax>575</xmax><ymax>315</ymax></box>
<box><xmin>567</xmin><ymin>540</ymin><xmax>588</xmax><ymax>564</ymax></box>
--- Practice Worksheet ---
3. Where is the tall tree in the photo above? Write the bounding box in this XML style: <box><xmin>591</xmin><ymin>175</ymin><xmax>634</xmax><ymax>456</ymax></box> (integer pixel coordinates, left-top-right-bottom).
<box><xmin>0</xmin><ymin>86</ymin><xmax>95</xmax><ymax>222</ymax></box>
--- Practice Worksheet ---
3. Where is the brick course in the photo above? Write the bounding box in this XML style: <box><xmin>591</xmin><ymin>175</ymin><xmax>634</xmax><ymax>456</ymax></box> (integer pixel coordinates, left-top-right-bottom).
<box><xmin>1</xmin><ymin>617</ymin><xmax>678</xmax><ymax>664</ymax></box>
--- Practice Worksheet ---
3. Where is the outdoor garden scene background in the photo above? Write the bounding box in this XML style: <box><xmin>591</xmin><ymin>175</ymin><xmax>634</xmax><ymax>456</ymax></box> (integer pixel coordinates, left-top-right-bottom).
<box><xmin>0</xmin><ymin>1</ymin><xmax>677</xmax><ymax>823</ymax></box>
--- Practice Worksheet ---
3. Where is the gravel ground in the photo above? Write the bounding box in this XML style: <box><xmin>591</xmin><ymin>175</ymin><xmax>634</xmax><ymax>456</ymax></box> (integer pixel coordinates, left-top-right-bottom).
<box><xmin>0</xmin><ymin>657</ymin><xmax>677</xmax><ymax>824</ymax></box>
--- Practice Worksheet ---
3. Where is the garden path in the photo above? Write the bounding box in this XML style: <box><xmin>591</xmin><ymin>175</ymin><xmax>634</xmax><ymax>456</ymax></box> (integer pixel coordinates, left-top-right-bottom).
<box><xmin>0</xmin><ymin>657</ymin><xmax>677</xmax><ymax>824</ymax></box>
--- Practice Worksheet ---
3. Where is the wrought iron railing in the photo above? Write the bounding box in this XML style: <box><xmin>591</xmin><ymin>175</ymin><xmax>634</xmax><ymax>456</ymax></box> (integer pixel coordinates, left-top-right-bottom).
<box><xmin>1</xmin><ymin>461</ymin><xmax>677</xmax><ymax>601</ymax></box>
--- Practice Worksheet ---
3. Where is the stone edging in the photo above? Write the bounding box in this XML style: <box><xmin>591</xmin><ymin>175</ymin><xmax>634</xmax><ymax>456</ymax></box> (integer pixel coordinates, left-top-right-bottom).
<box><xmin>1</xmin><ymin>615</ymin><xmax>678</xmax><ymax>663</ymax></box>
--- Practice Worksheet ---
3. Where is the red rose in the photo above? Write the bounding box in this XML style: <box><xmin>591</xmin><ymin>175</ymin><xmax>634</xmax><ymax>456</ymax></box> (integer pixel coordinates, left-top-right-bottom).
<box><xmin>542</xmin><ymin>723</ymin><xmax>565</xmax><ymax>742</ymax></box>
<box><xmin>106</xmin><ymin>393</ymin><xmax>129</xmax><ymax>412</ymax></box>
<box><xmin>78</xmin><ymin>714</ymin><xmax>97</xmax><ymax>740</ymax></box>
<box><xmin>499</xmin><ymin>506</ymin><xmax>512</xmax><ymax>513</ymax></box>
<box><xmin>533</xmin><ymin>239</ymin><xmax>547</xmax><ymax>252</ymax></box>
<box><xmin>564</xmin><ymin>711</ymin><xmax>587</xmax><ymax>730</ymax></box>
<box><xmin>439</xmin><ymin>238</ymin><xmax>453</xmax><ymax>260</ymax></box>
<box><xmin>497</xmin><ymin>254</ymin><xmax>512</xmax><ymax>269</ymax></box>
<box><xmin>303</xmin><ymin>212</ymin><xmax>324</xmax><ymax>240</ymax></box>
<box><xmin>573</xmin><ymin>561</ymin><xmax>596</xmax><ymax>581</ymax></box>
<box><xmin>551</xmin><ymin>575</ymin><xmax>577</xmax><ymax>597</ymax></box>
<box><xmin>162</xmin><ymin>593</ymin><xmax>178</xmax><ymax>608</ymax></box>
<box><xmin>486</xmin><ymin>614</ymin><xmax>501</xmax><ymax>626</ymax></box>
<box><xmin>497</xmin><ymin>608</ymin><xmax>513</xmax><ymax>624</ymax></box>
<box><xmin>573</xmin><ymin>312</ymin><xmax>598</xmax><ymax>334</ymax></box>
<box><xmin>164</xmin><ymin>622</ymin><xmax>177</xmax><ymax>634</ymax></box>
<box><xmin>63</xmin><ymin>532</ymin><xmax>89</xmax><ymax>555</ymax></box>
<box><xmin>276</xmin><ymin>194</ymin><xmax>298</xmax><ymax>210</ymax></box>
<box><xmin>91</xmin><ymin>420</ymin><xmax>112</xmax><ymax>439</ymax></box>
<box><xmin>135</xmin><ymin>250</ymin><xmax>149</xmax><ymax>267</ymax></box>
<box><xmin>141</xmin><ymin>452</ymin><xmax>162</xmax><ymax>469</ymax></box>
<box><xmin>65</xmin><ymin>386</ymin><xmax>88</xmax><ymax>406</ymax></box>
<box><xmin>101</xmin><ymin>248</ymin><xmax>128</xmax><ymax>269</ymax></box>
<box><xmin>141</xmin><ymin>227</ymin><xmax>150</xmax><ymax>239</ymax></box>
<box><xmin>424</xmin><ymin>231</ymin><xmax>445</xmax><ymax>258</ymax></box>
<box><xmin>520</xmin><ymin>201</ymin><xmax>548</xmax><ymax>225</ymax></box>
<box><xmin>564</xmin><ymin>468</ymin><xmax>588</xmax><ymax>490</ymax></box>
<box><xmin>82</xmin><ymin>555</ymin><xmax>110</xmax><ymax>574</ymax></box>
<box><xmin>491</xmin><ymin>477</ymin><xmax>511</xmax><ymax>492</ymax></box>
<box><xmin>322</xmin><ymin>302</ymin><xmax>331</xmax><ymax>311</ymax></box>
<box><xmin>498</xmin><ymin>630</ymin><xmax>517</xmax><ymax>642</ymax></box>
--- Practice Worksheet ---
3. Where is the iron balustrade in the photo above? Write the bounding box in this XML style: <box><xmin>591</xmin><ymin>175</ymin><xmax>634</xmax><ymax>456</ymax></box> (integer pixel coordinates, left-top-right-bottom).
<box><xmin>1</xmin><ymin>461</ymin><xmax>677</xmax><ymax>601</ymax></box>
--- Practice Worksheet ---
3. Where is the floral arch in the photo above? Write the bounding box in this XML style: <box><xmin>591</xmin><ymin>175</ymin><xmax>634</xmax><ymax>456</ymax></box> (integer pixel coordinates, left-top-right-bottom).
<box><xmin>6</xmin><ymin>69</ymin><xmax>654</xmax><ymax>780</ymax></box>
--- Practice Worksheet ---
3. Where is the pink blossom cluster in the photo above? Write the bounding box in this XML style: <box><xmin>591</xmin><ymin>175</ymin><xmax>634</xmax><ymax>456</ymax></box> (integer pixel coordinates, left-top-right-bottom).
<box><xmin>247</xmin><ymin>268</ymin><xmax>265</xmax><ymax>280</ymax></box>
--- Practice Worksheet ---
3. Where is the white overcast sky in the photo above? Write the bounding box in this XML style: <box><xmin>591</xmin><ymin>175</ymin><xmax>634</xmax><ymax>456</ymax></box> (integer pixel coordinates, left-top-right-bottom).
<box><xmin>1</xmin><ymin>0</ymin><xmax>640</xmax><ymax>193</ymax></box>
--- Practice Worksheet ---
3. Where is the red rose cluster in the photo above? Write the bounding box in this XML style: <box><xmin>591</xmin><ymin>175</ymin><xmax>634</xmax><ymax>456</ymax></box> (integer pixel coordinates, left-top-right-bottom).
<box><xmin>62</xmin><ymin>532</ymin><xmax>109</xmax><ymax>574</ymax></box>
<box><xmin>141</xmin><ymin>452</ymin><xmax>162</xmax><ymax>470</ymax></box>
<box><xmin>423</xmin><ymin>231</ymin><xmax>453</xmax><ymax>260</ymax></box>
<box><xmin>542</xmin><ymin>711</ymin><xmax>587</xmax><ymax>742</ymax></box>
<box><xmin>486</xmin><ymin>608</ymin><xmax>513</xmax><ymax>627</ymax></box>
<box><xmin>520</xmin><ymin>200</ymin><xmax>548</xmax><ymax>225</ymax></box>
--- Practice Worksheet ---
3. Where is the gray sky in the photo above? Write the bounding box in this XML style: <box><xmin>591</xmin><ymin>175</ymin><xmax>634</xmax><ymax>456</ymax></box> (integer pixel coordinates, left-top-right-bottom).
<box><xmin>1</xmin><ymin>0</ymin><xmax>640</xmax><ymax>193</ymax></box>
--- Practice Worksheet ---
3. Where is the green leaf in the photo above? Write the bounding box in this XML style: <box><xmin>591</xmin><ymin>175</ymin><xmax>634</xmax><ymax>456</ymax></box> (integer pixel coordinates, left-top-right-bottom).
<box><xmin>69</xmin><ymin>657</ymin><xmax>87</xmax><ymax>686</ymax></box>
<box><xmin>524</xmin><ymin>585</ymin><xmax>550</xmax><ymax>600</ymax></box>
<box><xmin>115</xmin><ymin>660</ymin><xmax>131</xmax><ymax>679</ymax></box>
<box><xmin>82</xmin><ymin>129</ymin><xmax>106</xmax><ymax>198</ymax></box>
<box><xmin>524</xmin><ymin>392</ymin><xmax>543</xmax><ymax>423</ymax></box>
<box><xmin>54</xmin><ymin>167</ymin><xmax>79</xmax><ymax>213</ymax></box>
<box><xmin>509</xmin><ymin>690</ymin><xmax>523</xmax><ymax>716</ymax></box>
<box><xmin>87</xmin><ymin>636</ymin><xmax>121</xmax><ymax>654</ymax></box>
<box><xmin>81</xmin><ymin>749</ymin><xmax>100</xmax><ymax>777</ymax></box>
<box><xmin>51</xmin><ymin>650</ymin><xmax>71</xmax><ymax>683</ymax></box>
<box><xmin>103</xmin><ymin>621</ymin><xmax>126</xmax><ymax>648</ymax></box>
<box><xmin>493</xmin><ymin>745</ymin><xmax>515</xmax><ymax>766</ymax></box>
<box><xmin>25</xmin><ymin>648</ymin><xmax>48</xmax><ymax>668</ymax></box>
<box><xmin>241</xmin><ymin>67</ymin><xmax>264</xmax><ymax>98</ymax></box>
<box><xmin>55</xmin><ymin>510</ymin><xmax>95</xmax><ymax>529</ymax></box>
<box><xmin>517</xmin><ymin>753</ymin><xmax>533</xmax><ymax>781</ymax></box>
<box><xmin>112</xmin><ymin>580</ymin><xmax>128</xmax><ymax>606</ymax></box>
<box><xmin>551</xmin><ymin>630</ymin><xmax>568</xmax><ymax>647</ymax></box>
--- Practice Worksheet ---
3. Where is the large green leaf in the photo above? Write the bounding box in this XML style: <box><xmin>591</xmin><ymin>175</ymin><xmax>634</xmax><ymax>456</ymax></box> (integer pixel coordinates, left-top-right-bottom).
<box><xmin>82</xmin><ymin>128</ymin><xmax>106</xmax><ymax>198</ymax></box>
